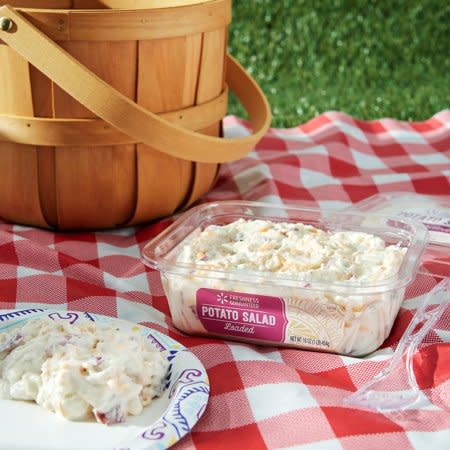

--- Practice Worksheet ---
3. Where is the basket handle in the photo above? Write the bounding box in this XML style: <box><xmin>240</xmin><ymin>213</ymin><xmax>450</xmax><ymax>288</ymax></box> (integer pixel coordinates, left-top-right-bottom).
<box><xmin>0</xmin><ymin>5</ymin><xmax>271</xmax><ymax>163</ymax></box>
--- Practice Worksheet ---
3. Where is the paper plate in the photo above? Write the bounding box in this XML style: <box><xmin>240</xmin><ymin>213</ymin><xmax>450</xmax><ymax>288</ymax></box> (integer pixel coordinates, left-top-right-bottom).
<box><xmin>0</xmin><ymin>308</ymin><xmax>210</xmax><ymax>450</ymax></box>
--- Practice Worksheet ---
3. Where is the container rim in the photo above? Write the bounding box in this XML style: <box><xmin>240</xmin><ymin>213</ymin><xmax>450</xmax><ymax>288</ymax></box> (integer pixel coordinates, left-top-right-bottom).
<box><xmin>142</xmin><ymin>200</ymin><xmax>429</xmax><ymax>294</ymax></box>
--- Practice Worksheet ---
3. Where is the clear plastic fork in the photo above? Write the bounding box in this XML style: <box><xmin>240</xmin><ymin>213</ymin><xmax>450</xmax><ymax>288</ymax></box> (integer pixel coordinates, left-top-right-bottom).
<box><xmin>344</xmin><ymin>278</ymin><xmax>450</xmax><ymax>412</ymax></box>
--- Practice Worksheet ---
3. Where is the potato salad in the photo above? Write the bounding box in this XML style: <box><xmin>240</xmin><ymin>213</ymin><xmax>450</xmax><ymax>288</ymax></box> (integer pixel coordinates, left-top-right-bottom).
<box><xmin>0</xmin><ymin>318</ymin><xmax>168</xmax><ymax>425</ymax></box>
<box><xmin>161</xmin><ymin>218</ymin><xmax>407</xmax><ymax>355</ymax></box>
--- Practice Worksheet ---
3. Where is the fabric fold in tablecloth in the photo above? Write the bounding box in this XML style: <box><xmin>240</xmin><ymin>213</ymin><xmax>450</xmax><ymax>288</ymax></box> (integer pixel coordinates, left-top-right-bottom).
<box><xmin>0</xmin><ymin>110</ymin><xmax>449</xmax><ymax>449</ymax></box>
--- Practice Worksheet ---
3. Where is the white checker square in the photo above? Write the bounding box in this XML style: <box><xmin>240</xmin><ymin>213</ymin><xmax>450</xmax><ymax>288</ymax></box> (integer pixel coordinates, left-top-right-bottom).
<box><xmin>388</xmin><ymin>130</ymin><xmax>428</xmax><ymax>143</ymax></box>
<box><xmin>246</xmin><ymin>382</ymin><xmax>318</xmax><ymax>422</ymax></box>
<box><xmin>229</xmin><ymin>344</ymin><xmax>283</xmax><ymax>363</ymax></box>
<box><xmin>279</xmin><ymin>439</ymin><xmax>343</xmax><ymax>450</ymax></box>
<box><xmin>334</xmin><ymin>120</ymin><xmax>369</xmax><ymax>143</ymax></box>
<box><xmin>103</xmin><ymin>272</ymin><xmax>149</xmax><ymax>294</ymax></box>
<box><xmin>234</xmin><ymin>163</ymin><xmax>272</xmax><ymax>194</ymax></box>
<box><xmin>224</xmin><ymin>123</ymin><xmax>251</xmax><ymax>138</ymax></box>
<box><xmin>97</xmin><ymin>242</ymin><xmax>140</xmax><ymax>258</ymax></box>
<box><xmin>300</xmin><ymin>168</ymin><xmax>341</xmax><ymax>188</ymax></box>
<box><xmin>407</xmin><ymin>430</ymin><xmax>450</xmax><ymax>448</ymax></box>
<box><xmin>16</xmin><ymin>266</ymin><xmax>48</xmax><ymax>278</ymax></box>
<box><xmin>116</xmin><ymin>297</ymin><xmax>166</xmax><ymax>326</ymax></box>
<box><xmin>351</xmin><ymin>148</ymin><xmax>387</xmax><ymax>169</ymax></box>
<box><xmin>372</xmin><ymin>173</ymin><xmax>411</xmax><ymax>184</ymax></box>
<box><xmin>410</xmin><ymin>153</ymin><xmax>450</xmax><ymax>165</ymax></box>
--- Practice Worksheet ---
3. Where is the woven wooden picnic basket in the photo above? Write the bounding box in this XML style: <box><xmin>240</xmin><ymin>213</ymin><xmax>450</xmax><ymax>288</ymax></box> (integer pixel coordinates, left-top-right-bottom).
<box><xmin>0</xmin><ymin>0</ymin><xmax>270</xmax><ymax>229</ymax></box>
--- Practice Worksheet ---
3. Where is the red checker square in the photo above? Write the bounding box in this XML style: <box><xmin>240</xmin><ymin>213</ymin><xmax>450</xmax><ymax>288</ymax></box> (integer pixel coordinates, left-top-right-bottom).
<box><xmin>410</xmin><ymin>117</ymin><xmax>446</xmax><ymax>132</ymax></box>
<box><xmin>322</xmin><ymin>407</ymin><xmax>404</xmax><ymax>437</ymax></box>
<box><xmin>392</xmin><ymin>164</ymin><xmax>428</xmax><ymax>173</ymax></box>
<box><xmin>412</xmin><ymin>175</ymin><xmax>450</xmax><ymax>195</ymax></box>
<box><xmin>16</xmin><ymin>275</ymin><xmax>67</xmax><ymax>304</ymax></box>
<box><xmin>191</xmin><ymin>423</ymin><xmax>266</xmax><ymax>450</ymax></box>
<box><xmin>372</xmin><ymin>142</ymin><xmax>409</xmax><ymax>158</ymax></box>
<box><xmin>299</xmin><ymin>365</ymin><xmax>356</xmax><ymax>391</ymax></box>
<box><xmin>275</xmin><ymin>182</ymin><xmax>316</xmax><ymax>202</ymax></box>
<box><xmin>67</xmin><ymin>295</ymin><xmax>118</xmax><ymax>317</ymax></box>
<box><xmin>300</xmin><ymin>114</ymin><xmax>332</xmax><ymax>134</ymax></box>
<box><xmin>66</xmin><ymin>277</ymin><xmax>116</xmax><ymax>302</ymax></box>
<box><xmin>343</xmin><ymin>183</ymin><xmax>379</xmax><ymax>203</ymax></box>
<box><xmin>0</xmin><ymin>279</ymin><xmax>18</xmax><ymax>305</ymax></box>
<box><xmin>0</xmin><ymin>242</ymin><xmax>18</xmax><ymax>265</ymax></box>
<box><xmin>54</xmin><ymin>232</ymin><xmax>98</xmax><ymax>244</ymax></box>
<box><xmin>255</xmin><ymin>135</ymin><xmax>288</xmax><ymax>151</ymax></box>
<box><xmin>414</xmin><ymin>343</ymin><xmax>450</xmax><ymax>390</ymax></box>
<box><xmin>340</xmin><ymin>431</ymin><xmax>412</xmax><ymax>450</ymax></box>
<box><xmin>195</xmin><ymin>390</ymin><xmax>257</xmax><ymax>432</ymax></box>
<box><xmin>353</xmin><ymin>118</ymin><xmax>386</xmax><ymax>133</ymax></box>
<box><xmin>207</xmin><ymin>361</ymin><xmax>245</xmax><ymax>396</ymax></box>
<box><xmin>329</xmin><ymin>156</ymin><xmax>361</xmax><ymax>178</ymax></box>
<box><xmin>258</xmin><ymin>408</ymin><xmax>335</xmax><ymax>448</ymax></box>
<box><xmin>238</xmin><ymin>360</ymin><xmax>300</xmax><ymax>388</ymax></box>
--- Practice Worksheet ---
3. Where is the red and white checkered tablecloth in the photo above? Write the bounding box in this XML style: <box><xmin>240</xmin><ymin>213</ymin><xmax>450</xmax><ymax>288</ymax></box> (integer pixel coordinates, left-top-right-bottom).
<box><xmin>1</xmin><ymin>110</ymin><xmax>450</xmax><ymax>449</ymax></box>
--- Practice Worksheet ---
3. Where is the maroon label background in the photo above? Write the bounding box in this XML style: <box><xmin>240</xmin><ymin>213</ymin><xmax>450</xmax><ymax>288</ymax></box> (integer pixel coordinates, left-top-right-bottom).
<box><xmin>196</xmin><ymin>288</ymin><xmax>288</xmax><ymax>342</ymax></box>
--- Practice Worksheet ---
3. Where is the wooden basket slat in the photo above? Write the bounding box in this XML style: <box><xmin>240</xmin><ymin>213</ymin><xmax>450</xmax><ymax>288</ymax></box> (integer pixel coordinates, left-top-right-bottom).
<box><xmin>29</xmin><ymin>65</ymin><xmax>59</xmax><ymax>226</ymax></box>
<box><xmin>51</xmin><ymin>41</ymin><xmax>138</xmax><ymax>229</ymax></box>
<box><xmin>184</xmin><ymin>28</ymin><xmax>226</xmax><ymax>208</ymax></box>
<box><xmin>128</xmin><ymin>33</ymin><xmax>204</xmax><ymax>224</ymax></box>
<box><xmin>136</xmin><ymin>35</ymin><xmax>202</xmax><ymax>114</ymax></box>
<box><xmin>0</xmin><ymin>46</ymin><xmax>49</xmax><ymax>226</ymax></box>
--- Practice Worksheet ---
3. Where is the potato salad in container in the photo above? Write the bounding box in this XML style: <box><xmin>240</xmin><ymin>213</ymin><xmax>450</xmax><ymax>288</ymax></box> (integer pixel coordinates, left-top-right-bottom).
<box><xmin>142</xmin><ymin>201</ymin><xmax>428</xmax><ymax>356</ymax></box>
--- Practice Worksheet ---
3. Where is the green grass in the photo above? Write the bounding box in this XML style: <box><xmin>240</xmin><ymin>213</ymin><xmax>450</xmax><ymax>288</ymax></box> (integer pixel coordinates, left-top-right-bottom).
<box><xmin>227</xmin><ymin>0</ymin><xmax>450</xmax><ymax>127</ymax></box>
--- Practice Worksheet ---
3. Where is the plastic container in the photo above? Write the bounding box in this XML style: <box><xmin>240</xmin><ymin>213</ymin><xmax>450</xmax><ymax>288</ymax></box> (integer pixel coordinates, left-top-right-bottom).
<box><xmin>352</xmin><ymin>193</ymin><xmax>450</xmax><ymax>278</ymax></box>
<box><xmin>142</xmin><ymin>201</ymin><xmax>428</xmax><ymax>356</ymax></box>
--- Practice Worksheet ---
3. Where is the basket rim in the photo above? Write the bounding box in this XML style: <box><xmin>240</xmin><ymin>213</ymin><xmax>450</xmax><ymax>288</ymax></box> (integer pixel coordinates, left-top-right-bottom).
<box><xmin>9</xmin><ymin>0</ymin><xmax>221</xmax><ymax>13</ymax></box>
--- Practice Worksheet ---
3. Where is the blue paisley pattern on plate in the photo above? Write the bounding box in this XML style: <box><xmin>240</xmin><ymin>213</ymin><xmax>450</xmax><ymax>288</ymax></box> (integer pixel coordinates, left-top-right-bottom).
<box><xmin>0</xmin><ymin>309</ymin><xmax>210</xmax><ymax>450</ymax></box>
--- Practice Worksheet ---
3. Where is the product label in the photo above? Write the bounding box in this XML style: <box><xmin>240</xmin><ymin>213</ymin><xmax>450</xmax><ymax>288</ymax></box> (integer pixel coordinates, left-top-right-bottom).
<box><xmin>196</xmin><ymin>288</ymin><xmax>288</xmax><ymax>342</ymax></box>
<box><xmin>397</xmin><ymin>208</ymin><xmax>450</xmax><ymax>234</ymax></box>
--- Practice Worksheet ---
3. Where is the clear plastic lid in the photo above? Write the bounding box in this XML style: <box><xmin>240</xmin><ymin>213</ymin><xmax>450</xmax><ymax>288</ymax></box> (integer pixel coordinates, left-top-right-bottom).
<box><xmin>352</xmin><ymin>193</ymin><xmax>450</xmax><ymax>278</ymax></box>
<box><xmin>142</xmin><ymin>201</ymin><xmax>429</xmax><ymax>294</ymax></box>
